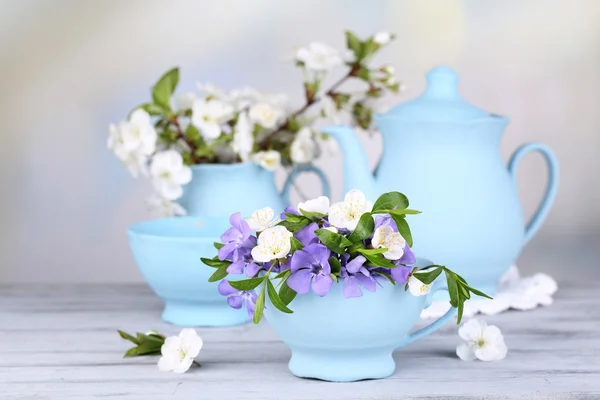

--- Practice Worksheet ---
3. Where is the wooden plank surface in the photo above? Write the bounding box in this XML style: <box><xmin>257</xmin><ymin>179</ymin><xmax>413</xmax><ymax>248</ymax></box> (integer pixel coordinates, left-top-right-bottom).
<box><xmin>1</xmin><ymin>282</ymin><xmax>599</xmax><ymax>399</ymax></box>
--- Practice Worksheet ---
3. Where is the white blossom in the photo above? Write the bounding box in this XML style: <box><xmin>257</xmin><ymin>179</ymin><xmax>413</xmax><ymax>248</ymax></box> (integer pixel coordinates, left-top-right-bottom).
<box><xmin>373</xmin><ymin>32</ymin><xmax>393</xmax><ymax>45</ymax></box>
<box><xmin>295</xmin><ymin>42</ymin><xmax>343</xmax><ymax>72</ymax></box>
<box><xmin>157</xmin><ymin>329</ymin><xmax>202</xmax><ymax>373</ymax></box>
<box><xmin>196</xmin><ymin>82</ymin><xmax>225</xmax><ymax>99</ymax></box>
<box><xmin>253</xmin><ymin>150</ymin><xmax>281</xmax><ymax>171</ymax></box>
<box><xmin>382</xmin><ymin>64</ymin><xmax>395</xmax><ymax>75</ymax></box>
<box><xmin>371</xmin><ymin>225</ymin><xmax>406</xmax><ymax>260</ymax></box>
<box><xmin>249</xmin><ymin>102</ymin><xmax>282</xmax><ymax>129</ymax></box>
<box><xmin>297</xmin><ymin>196</ymin><xmax>330</xmax><ymax>215</ymax></box>
<box><xmin>323</xmin><ymin>226</ymin><xmax>338</xmax><ymax>233</ymax></box>
<box><xmin>407</xmin><ymin>274</ymin><xmax>431</xmax><ymax>296</ymax></box>
<box><xmin>232</xmin><ymin>112</ymin><xmax>254</xmax><ymax>162</ymax></box>
<box><xmin>107</xmin><ymin>120</ymin><xmax>152</xmax><ymax>178</ymax></box>
<box><xmin>320</xmin><ymin>96</ymin><xmax>343</xmax><ymax>125</ymax></box>
<box><xmin>246</xmin><ymin>207</ymin><xmax>278</xmax><ymax>232</ymax></box>
<box><xmin>228</xmin><ymin>86</ymin><xmax>262</xmax><ymax>111</ymax></box>
<box><xmin>290</xmin><ymin>127</ymin><xmax>317</xmax><ymax>164</ymax></box>
<box><xmin>175</xmin><ymin>92</ymin><xmax>197</xmax><ymax>110</ymax></box>
<box><xmin>147</xmin><ymin>194</ymin><xmax>187</xmax><ymax>218</ymax></box>
<box><xmin>150</xmin><ymin>150</ymin><xmax>192</xmax><ymax>200</ymax></box>
<box><xmin>328</xmin><ymin>189</ymin><xmax>373</xmax><ymax>231</ymax></box>
<box><xmin>191</xmin><ymin>98</ymin><xmax>233</xmax><ymax>140</ymax></box>
<box><xmin>251</xmin><ymin>226</ymin><xmax>293</xmax><ymax>262</ymax></box>
<box><xmin>456</xmin><ymin>319</ymin><xmax>507</xmax><ymax>362</ymax></box>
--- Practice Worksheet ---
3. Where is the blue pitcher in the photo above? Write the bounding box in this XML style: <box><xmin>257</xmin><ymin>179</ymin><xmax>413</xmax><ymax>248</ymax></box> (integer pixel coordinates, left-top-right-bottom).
<box><xmin>179</xmin><ymin>162</ymin><xmax>329</xmax><ymax>217</ymax></box>
<box><xmin>323</xmin><ymin>66</ymin><xmax>559</xmax><ymax>295</ymax></box>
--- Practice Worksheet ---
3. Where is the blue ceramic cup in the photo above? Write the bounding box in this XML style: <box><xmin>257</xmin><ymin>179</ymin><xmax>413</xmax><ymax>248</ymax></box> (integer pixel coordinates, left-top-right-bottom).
<box><xmin>127</xmin><ymin>216</ymin><xmax>251</xmax><ymax>327</ymax></box>
<box><xmin>265</xmin><ymin>259</ymin><xmax>456</xmax><ymax>382</ymax></box>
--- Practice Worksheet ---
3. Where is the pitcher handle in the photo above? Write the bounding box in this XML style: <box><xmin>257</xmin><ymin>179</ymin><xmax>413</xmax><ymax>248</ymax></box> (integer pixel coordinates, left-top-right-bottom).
<box><xmin>282</xmin><ymin>165</ymin><xmax>330</xmax><ymax>206</ymax></box>
<box><xmin>405</xmin><ymin>287</ymin><xmax>457</xmax><ymax>345</ymax></box>
<box><xmin>508</xmin><ymin>142</ymin><xmax>559</xmax><ymax>245</ymax></box>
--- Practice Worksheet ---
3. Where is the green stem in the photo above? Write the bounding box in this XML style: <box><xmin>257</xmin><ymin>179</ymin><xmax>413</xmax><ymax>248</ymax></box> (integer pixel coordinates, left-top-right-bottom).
<box><xmin>193</xmin><ymin>360</ymin><xmax>201</xmax><ymax>367</ymax></box>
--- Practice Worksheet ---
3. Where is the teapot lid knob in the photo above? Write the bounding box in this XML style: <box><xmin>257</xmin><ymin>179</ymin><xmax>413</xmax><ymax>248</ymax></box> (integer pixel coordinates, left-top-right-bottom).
<box><xmin>383</xmin><ymin>65</ymin><xmax>492</xmax><ymax>121</ymax></box>
<box><xmin>423</xmin><ymin>66</ymin><xmax>461</xmax><ymax>99</ymax></box>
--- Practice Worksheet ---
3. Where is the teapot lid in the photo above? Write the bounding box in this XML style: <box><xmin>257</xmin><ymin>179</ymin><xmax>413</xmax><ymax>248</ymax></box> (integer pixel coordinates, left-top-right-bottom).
<box><xmin>385</xmin><ymin>66</ymin><xmax>489</xmax><ymax>121</ymax></box>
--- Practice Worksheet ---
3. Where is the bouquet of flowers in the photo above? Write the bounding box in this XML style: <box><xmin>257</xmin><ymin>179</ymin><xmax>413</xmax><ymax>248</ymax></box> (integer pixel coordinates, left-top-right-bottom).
<box><xmin>107</xmin><ymin>31</ymin><xmax>402</xmax><ymax>217</ymax></box>
<box><xmin>203</xmin><ymin>190</ymin><xmax>491</xmax><ymax>324</ymax></box>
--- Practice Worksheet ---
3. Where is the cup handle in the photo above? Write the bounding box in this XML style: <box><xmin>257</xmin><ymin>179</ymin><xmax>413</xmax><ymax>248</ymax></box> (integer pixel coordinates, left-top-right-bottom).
<box><xmin>404</xmin><ymin>288</ymin><xmax>457</xmax><ymax>345</ymax></box>
<box><xmin>507</xmin><ymin>142</ymin><xmax>559</xmax><ymax>245</ymax></box>
<box><xmin>281</xmin><ymin>165</ymin><xmax>330</xmax><ymax>206</ymax></box>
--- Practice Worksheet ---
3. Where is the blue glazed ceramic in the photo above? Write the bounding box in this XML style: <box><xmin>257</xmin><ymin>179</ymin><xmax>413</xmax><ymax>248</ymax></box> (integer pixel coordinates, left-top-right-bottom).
<box><xmin>322</xmin><ymin>66</ymin><xmax>559</xmax><ymax>295</ymax></box>
<box><xmin>128</xmin><ymin>216</ymin><xmax>251</xmax><ymax>327</ymax></box>
<box><xmin>265</xmin><ymin>259</ymin><xmax>456</xmax><ymax>382</ymax></box>
<box><xmin>178</xmin><ymin>162</ymin><xmax>330</xmax><ymax>217</ymax></box>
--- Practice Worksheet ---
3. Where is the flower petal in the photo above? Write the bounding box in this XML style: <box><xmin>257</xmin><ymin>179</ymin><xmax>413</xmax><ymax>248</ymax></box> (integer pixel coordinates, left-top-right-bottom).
<box><xmin>311</xmin><ymin>273</ymin><xmax>333</xmax><ymax>296</ymax></box>
<box><xmin>356</xmin><ymin>274</ymin><xmax>376</xmax><ymax>292</ymax></box>
<box><xmin>343</xmin><ymin>276</ymin><xmax>363</xmax><ymax>298</ymax></box>
<box><xmin>397</xmin><ymin>244</ymin><xmax>416</xmax><ymax>265</ymax></box>
<box><xmin>227</xmin><ymin>295</ymin><xmax>243</xmax><ymax>309</ymax></box>
<box><xmin>226</xmin><ymin>260</ymin><xmax>245</xmax><ymax>275</ymax></box>
<box><xmin>286</xmin><ymin>269</ymin><xmax>313</xmax><ymax>295</ymax></box>
<box><xmin>217</xmin><ymin>280</ymin><xmax>239</xmax><ymax>296</ymax></box>
<box><xmin>458</xmin><ymin>319</ymin><xmax>487</xmax><ymax>342</ymax></box>
<box><xmin>157</xmin><ymin>355</ymin><xmax>177</xmax><ymax>371</ymax></box>
<box><xmin>456</xmin><ymin>342</ymin><xmax>477</xmax><ymax>361</ymax></box>
<box><xmin>172</xmin><ymin>357</ymin><xmax>194</xmax><ymax>373</ymax></box>
<box><xmin>246</xmin><ymin>262</ymin><xmax>262</xmax><ymax>278</ymax></box>
<box><xmin>391</xmin><ymin>264</ymin><xmax>411</xmax><ymax>284</ymax></box>
<box><xmin>290</xmin><ymin>249</ymin><xmax>314</xmax><ymax>274</ymax></box>
<box><xmin>475</xmin><ymin>340</ymin><xmax>507</xmax><ymax>362</ymax></box>
<box><xmin>345</xmin><ymin>256</ymin><xmax>366</xmax><ymax>274</ymax></box>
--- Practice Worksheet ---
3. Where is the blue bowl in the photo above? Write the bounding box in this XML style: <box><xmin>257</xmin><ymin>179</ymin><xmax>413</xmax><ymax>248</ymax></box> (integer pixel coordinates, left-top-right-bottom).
<box><xmin>127</xmin><ymin>216</ymin><xmax>251</xmax><ymax>327</ymax></box>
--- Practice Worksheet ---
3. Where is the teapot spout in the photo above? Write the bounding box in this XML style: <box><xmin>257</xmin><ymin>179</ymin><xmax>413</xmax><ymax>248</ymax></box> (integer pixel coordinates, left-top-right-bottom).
<box><xmin>321</xmin><ymin>125</ymin><xmax>376</xmax><ymax>199</ymax></box>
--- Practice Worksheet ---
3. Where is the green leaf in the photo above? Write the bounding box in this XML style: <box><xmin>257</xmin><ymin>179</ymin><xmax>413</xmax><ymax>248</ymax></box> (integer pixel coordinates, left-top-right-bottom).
<box><xmin>357</xmin><ymin>247</ymin><xmax>387</xmax><ymax>256</ymax></box>
<box><xmin>372</xmin><ymin>192</ymin><xmax>409</xmax><ymax>212</ymax></box>
<box><xmin>152</xmin><ymin>67</ymin><xmax>179</xmax><ymax>108</ymax></box>
<box><xmin>213</xmin><ymin>242</ymin><xmax>224</xmax><ymax>250</ymax></box>
<box><xmin>345</xmin><ymin>30</ymin><xmax>362</xmax><ymax>59</ymax></box>
<box><xmin>124</xmin><ymin>347</ymin><xmax>142</xmax><ymax>357</ymax></box>
<box><xmin>457</xmin><ymin>300</ymin><xmax>464</xmax><ymax>324</ymax></box>
<box><xmin>228</xmin><ymin>277</ymin><xmax>264</xmax><ymax>291</ymax></box>
<box><xmin>391</xmin><ymin>214</ymin><xmax>413</xmax><ymax>247</ymax></box>
<box><xmin>277</xmin><ymin>218</ymin><xmax>310</xmax><ymax>234</ymax></box>
<box><xmin>361</xmin><ymin>38</ymin><xmax>377</xmax><ymax>59</ymax></box>
<box><xmin>357</xmin><ymin>249</ymin><xmax>395</xmax><ymax>269</ymax></box>
<box><xmin>388</xmin><ymin>209</ymin><xmax>422</xmax><ymax>216</ymax></box>
<box><xmin>266</xmin><ymin>279</ymin><xmax>293</xmax><ymax>314</ymax></box>
<box><xmin>290</xmin><ymin>237</ymin><xmax>304</xmax><ymax>253</ymax></box>
<box><xmin>136</xmin><ymin>103</ymin><xmax>166</xmax><ymax>116</ymax></box>
<box><xmin>330</xmin><ymin>273</ymin><xmax>338</xmax><ymax>282</ymax></box>
<box><xmin>253</xmin><ymin>287</ymin><xmax>266</xmax><ymax>324</ymax></box>
<box><xmin>347</xmin><ymin>212</ymin><xmax>374</xmax><ymax>244</ymax></box>
<box><xmin>446</xmin><ymin>274</ymin><xmax>459</xmax><ymax>308</ymax></box>
<box><xmin>329</xmin><ymin>256</ymin><xmax>341</xmax><ymax>275</ymax></box>
<box><xmin>279</xmin><ymin>280</ymin><xmax>297</xmax><ymax>306</ymax></box>
<box><xmin>299</xmin><ymin>209</ymin><xmax>327</xmax><ymax>222</ymax></box>
<box><xmin>117</xmin><ymin>330</ymin><xmax>139</xmax><ymax>345</ymax></box>
<box><xmin>201</xmin><ymin>257</ymin><xmax>231</xmax><ymax>269</ymax></box>
<box><xmin>273</xmin><ymin>269</ymin><xmax>291</xmax><ymax>281</ymax></box>
<box><xmin>413</xmin><ymin>266</ymin><xmax>443</xmax><ymax>284</ymax></box>
<box><xmin>356</xmin><ymin>67</ymin><xmax>370</xmax><ymax>81</ymax></box>
<box><xmin>467</xmin><ymin>286</ymin><xmax>493</xmax><ymax>300</ymax></box>
<box><xmin>185</xmin><ymin>124</ymin><xmax>201</xmax><ymax>141</ymax></box>
<box><xmin>208</xmin><ymin>265</ymin><xmax>229</xmax><ymax>282</ymax></box>
<box><xmin>314</xmin><ymin>229</ymin><xmax>353</xmax><ymax>254</ymax></box>
<box><xmin>374</xmin><ymin>269</ymin><xmax>396</xmax><ymax>285</ymax></box>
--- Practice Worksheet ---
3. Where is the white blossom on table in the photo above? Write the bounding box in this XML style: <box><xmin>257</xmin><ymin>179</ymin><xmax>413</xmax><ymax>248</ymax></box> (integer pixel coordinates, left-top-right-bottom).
<box><xmin>456</xmin><ymin>319</ymin><xmax>507</xmax><ymax>362</ymax></box>
<box><xmin>157</xmin><ymin>329</ymin><xmax>203</xmax><ymax>373</ymax></box>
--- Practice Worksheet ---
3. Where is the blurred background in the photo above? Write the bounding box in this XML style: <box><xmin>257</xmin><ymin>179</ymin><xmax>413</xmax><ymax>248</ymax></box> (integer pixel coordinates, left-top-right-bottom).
<box><xmin>1</xmin><ymin>0</ymin><xmax>598</xmax><ymax>283</ymax></box>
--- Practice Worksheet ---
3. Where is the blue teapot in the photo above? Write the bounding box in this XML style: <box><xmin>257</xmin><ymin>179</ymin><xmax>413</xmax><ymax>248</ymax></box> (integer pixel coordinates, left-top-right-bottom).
<box><xmin>323</xmin><ymin>66</ymin><xmax>559</xmax><ymax>294</ymax></box>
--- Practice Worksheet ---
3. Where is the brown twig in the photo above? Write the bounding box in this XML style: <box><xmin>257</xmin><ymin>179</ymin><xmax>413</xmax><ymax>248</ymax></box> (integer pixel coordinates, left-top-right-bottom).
<box><xmin>258</xmin><ymin>66</ymin><xmax>358</xmax><ymax>149</ymax></box>
<box><xmin>170</xmin><ymin>116</ymin><xmax>201</xmax><ymax>163</ymax></box>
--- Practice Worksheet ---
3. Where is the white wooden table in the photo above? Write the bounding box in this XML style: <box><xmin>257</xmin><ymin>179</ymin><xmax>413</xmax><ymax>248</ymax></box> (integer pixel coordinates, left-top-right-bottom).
<box><xmin>1</xmin><ymin>282</ymin><xmax>599</xmax><ymax>399</ymax></box>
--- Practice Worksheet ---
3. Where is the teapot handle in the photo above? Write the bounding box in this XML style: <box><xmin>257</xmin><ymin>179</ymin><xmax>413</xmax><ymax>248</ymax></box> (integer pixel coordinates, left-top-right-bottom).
<box><xmin>404</xmin><ymin>287</ymin><xmax>457</xmax><ymax>345</ymax></box>
<box><xmin>282</xmin><ymin>165</ymin><xmax>330</xmax><ymax>206</ymax></box>
<box><xmin>508</xmin><ymin>143</ymin><xmax>559</xmax><ymax>245</ymax></box>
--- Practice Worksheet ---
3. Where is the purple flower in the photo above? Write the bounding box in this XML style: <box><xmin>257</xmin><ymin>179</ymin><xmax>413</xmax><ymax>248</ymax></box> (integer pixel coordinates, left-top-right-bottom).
<box><xmin>287</xmin><ymin>243</ymin><xmax>333</xmax><ymax>296</ymax></box>
<box><xmin>340</xmin><ymin>255</ymin><xmax>378</xmax><ymax>298</ymax></box>
<box><xmin>218</xmin><ymin>280</ymin><xmax>257</xmax><ymax>318</ymax></box>
<box><xmin>218</xmin><ymin>213</ymin><xmax>257</xmax><ymax>276</ymax></box>
<box><xmin>280</xmin><ymin>206</ymin><xmax>299</xmax><ymax>220</ymax></box>
<box><xmin>374</xmin><ymin>214</ymin><xmax>397</xmax><ymax>231</ymax></box>
<box><xmin>295</xmin><ymin>222</ymin><xmax>319</xmax><ymax>247</ymax></box>
<box><xmin>389</xmin><ymin>264</ymin><xmax>412</xmax><ymax>284</ymax></box>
